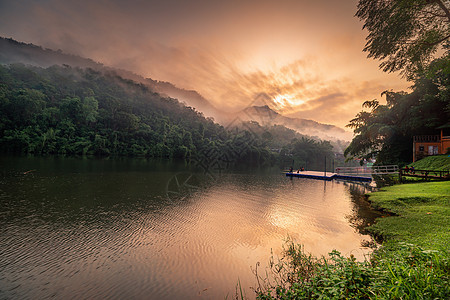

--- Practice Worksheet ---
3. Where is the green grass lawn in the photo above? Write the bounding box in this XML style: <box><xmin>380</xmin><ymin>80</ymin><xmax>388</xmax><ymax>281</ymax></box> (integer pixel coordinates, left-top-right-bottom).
<box><xmin>368</xmin><ymin>181</ymin><xmax>450</xmax><ymax>250</ymax></box>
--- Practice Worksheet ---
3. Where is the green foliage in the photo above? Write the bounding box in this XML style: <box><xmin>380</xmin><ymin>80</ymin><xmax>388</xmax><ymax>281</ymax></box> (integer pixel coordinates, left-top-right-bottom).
<box><xmin>253</xmin><ymin>241</ymin><xmax>449</xmax><ymax>299</ymax></box>
<box><xmin>352</xmin><ymin>2</ymin><xmax>449</xmax><ymax>166</ymax></box>
<box><xmin>0</xmin><ymin>64</ymin><xmax>276</xmax><ymax>164</ymax></box>
<box><xmin>345</xmin><ymin>57</ymin><xmax>450</xmax><ymax>165</ymax></box>
<box><xmin>369</xmin><ymin>242</ymin><xmax>450</xmax><ymax>299</ymax></box>
<box><xmin>356</xmin><ymin>0</ymin><xmax>450</xmax><ymax>79</ymax></box>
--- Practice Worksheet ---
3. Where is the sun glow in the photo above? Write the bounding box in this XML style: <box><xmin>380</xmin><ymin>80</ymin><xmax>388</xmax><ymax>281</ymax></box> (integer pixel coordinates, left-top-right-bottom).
<box><xmin>272</xmin><ymin>94</ymin><xmax>304</xmax><ymax>110</ymax></box>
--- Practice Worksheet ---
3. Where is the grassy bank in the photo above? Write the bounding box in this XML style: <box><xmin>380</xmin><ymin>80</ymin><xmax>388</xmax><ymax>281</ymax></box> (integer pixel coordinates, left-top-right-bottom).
<box><xmin>251</xmin><ymin>180</ymin><xmax>450</xmax><ymax>299</ymax></box>
<box><xmin>367</xmin><ymin>181</ymin><xmax>450</xmax><ymax>249</ymax></box>
<box><xmin>408</xmin><ymin>155</ymin><xmax>450</xmax><ymax>171</ymax></box>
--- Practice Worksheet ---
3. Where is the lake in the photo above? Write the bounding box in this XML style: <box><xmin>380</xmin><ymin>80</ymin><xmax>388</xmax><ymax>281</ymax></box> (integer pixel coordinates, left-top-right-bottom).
<box><xmin>0</xmin><ymin>156</ymin><xmax>381</xmax><ymax>299</ymax></box>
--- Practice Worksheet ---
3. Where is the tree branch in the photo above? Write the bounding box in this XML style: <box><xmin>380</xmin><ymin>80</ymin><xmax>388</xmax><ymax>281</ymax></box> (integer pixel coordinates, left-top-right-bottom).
<box><xmin>432</xmin><ymin>0</ymin><xmax>450</xmax><ymax>23</ymax></box>
<box><xmin>421</xmin><ymin>9</ymin><xmax>448</xmax><ymax>19</ymax></box>
<box><xmin>421</xmin><ymin>32</ymin><xmax>450</xmax><ymax>46</ymax></box>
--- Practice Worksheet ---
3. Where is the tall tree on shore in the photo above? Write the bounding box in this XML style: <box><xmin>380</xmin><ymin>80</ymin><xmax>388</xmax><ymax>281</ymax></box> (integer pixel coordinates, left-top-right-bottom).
<box><xmin>344</xmin><ymin>74</ymin><xmax>449</xmax><ymax>165</ymax></box>
<box><xmin>346</xmin><ymin>1</ymin><xmax>450</xmax><ymax>164</ymax></box>
<box><xmin>356</xmin><ymin>0</ymin><xmax>450</xmax><ymax>79</ymax></box>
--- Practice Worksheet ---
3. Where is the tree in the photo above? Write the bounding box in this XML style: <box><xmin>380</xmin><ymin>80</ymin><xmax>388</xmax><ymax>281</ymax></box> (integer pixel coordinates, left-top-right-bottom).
<box><xmin>81</xmin><ymin>96</ymin><xmax>98</xmax><ymax>124</ymax></box>
<box><xmin>345</xmin><ymin>73</ymin><xmax>449</xmax><ymax>165</ymax></box>
<box><xmin>356</xmin><ymin>0</ymin><xmax>450</xmax><ymax>78</ymax></box>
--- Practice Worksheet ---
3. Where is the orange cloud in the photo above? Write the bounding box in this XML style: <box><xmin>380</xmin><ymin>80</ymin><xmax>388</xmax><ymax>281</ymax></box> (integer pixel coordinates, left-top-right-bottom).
<box><xmin>0</xmin><ymin>0</ymin><xmax>410</xmax><ymax>129</ymax></box>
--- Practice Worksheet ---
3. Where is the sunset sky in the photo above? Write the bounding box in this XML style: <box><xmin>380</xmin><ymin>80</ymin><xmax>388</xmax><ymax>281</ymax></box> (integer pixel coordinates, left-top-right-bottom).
<box><xmin>0</xmin><ymin>0</ymin><xmax>410</xmax><ymax>128</ymax></box>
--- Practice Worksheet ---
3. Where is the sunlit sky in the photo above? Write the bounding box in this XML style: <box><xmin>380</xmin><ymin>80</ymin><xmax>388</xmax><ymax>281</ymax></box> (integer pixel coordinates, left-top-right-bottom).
<box><xmin>0</xmin><ymin>0</ymin><xmax>410</xmax><ymax>128</ymax></box>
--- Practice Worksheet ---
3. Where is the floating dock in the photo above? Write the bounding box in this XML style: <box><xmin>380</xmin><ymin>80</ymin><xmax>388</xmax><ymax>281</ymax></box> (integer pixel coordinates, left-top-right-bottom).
<box><xmin>285</xmin><ymin>171</ymin><xmax>372</xmax><ymax>182</ymax></box>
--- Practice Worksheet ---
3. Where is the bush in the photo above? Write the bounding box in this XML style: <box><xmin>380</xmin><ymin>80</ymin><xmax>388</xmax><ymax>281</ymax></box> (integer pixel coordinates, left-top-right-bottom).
<box><xmin>253</xmin><ymin>241</ymin><xmax>450</xmax><ymax>299</ymax></box>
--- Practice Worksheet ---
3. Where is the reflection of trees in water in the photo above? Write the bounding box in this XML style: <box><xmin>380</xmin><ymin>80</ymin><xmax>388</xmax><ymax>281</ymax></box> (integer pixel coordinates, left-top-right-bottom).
<box><xmin>343</xmin><ymin>182</ymin><xmax>385</xmax><ymax>242</ymax></box>
<box><xmin>350</xmin><ymin>175</ymin><xmax>398</xmax><ymax>246</ymax></box>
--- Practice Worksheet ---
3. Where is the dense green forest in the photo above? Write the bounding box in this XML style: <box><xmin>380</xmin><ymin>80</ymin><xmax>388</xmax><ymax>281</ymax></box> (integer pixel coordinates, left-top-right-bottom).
<box><xmin>0</xmin><ymin>64</ymin><xmax>256</xmax><ymax>160</ymax></box>
<box><xmin>0</xmin><ymin>63</ymin><xmax>338</xmax><ymax>170</ymax></box>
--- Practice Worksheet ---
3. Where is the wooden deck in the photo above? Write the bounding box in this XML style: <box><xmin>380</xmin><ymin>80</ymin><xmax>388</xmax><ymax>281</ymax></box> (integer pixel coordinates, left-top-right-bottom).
<box><xmin>285</xmin><ymin>171</ymin><xmax>372</xmax><ymax>182</ymax></box>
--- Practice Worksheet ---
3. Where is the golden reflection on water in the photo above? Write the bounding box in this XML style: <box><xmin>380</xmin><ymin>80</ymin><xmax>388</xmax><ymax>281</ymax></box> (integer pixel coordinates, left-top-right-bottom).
<box><xmin>131</xmin><ymin>175</ymin><xmax>375</xmax><ymax>298</ymax></box>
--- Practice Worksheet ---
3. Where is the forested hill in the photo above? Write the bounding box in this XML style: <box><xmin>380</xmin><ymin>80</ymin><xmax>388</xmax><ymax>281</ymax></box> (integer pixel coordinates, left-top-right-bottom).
<box><xmin>0</xmin><ymin>63</ymin><xmax>341</xmax><ymax>170</ymax></box>
<box><xmin>0</xmin><ymin>37</ymin><xmax>224</xmax><ymax>121</ymax></box>
<box><xmin>0</xmin><ymin>63</ymin><xmax>276</xmax><ymax>163</ymax></box>
<box><xmin>0</xmin><ymin>37</ymin><xmax>342</xmax><ymax>168</ymax></box>
<box><xmin>0</xmin><ymin>37</ymin><xmax>102</xmax><ymax>70</ymax></box>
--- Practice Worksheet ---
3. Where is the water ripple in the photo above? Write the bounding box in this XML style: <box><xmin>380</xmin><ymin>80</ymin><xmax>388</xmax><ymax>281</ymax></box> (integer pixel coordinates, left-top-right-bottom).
<box><xmin>0</xmin><ymin>160</ymin><xmax>376</xmax><ymax>299</ymax></box>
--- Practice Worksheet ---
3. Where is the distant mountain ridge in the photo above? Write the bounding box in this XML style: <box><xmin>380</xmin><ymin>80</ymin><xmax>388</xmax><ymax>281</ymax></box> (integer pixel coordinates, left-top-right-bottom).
<box><xmin>0</xmin><ymin>37</ymin><xmax>102</xmax><ymax>69</ymax></box>
<box><xmin>0</xmin><ymin>36</ymin><xmax>351</xmax><ymax>141</ymax></box>
<box><xmin>144</xmin><ymin>79</ymin><xmax>226</xmax><ymax>123</ymax></box>
<box><xmin>239</xmin><ymin>105</ymin><xmax>352</xmax><ymax>141</ymax></box>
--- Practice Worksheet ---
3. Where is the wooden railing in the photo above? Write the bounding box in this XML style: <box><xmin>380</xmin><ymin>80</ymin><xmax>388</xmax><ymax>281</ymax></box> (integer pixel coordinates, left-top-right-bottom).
<box><xmin>413</xmin><ymin>135</ymin><xmax>440</xmax><ymax>143</ymax></box>
<box><xmin>399</xmin><ymin>168</ymin><xmax>450</xmax><ymax>181</ymax></box>
<box><xmin>335</xmin><ymin>165</ymin><xmax>398</xmax><ymax>175</ymax></box>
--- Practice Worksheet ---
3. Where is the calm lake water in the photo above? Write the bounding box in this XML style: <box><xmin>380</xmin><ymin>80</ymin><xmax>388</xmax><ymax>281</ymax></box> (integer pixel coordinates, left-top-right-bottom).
<box><xmin>0</xmin><ymin>156</ymin><xmax>381</xmax><ymax>299</ymax></box>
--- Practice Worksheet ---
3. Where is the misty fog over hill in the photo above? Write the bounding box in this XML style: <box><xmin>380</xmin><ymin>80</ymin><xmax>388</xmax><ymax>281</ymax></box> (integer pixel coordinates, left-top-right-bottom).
<box><xmin>0</xmin><ymin>37</ymin><xmax>352</xmax><ymax>144</ymax></box>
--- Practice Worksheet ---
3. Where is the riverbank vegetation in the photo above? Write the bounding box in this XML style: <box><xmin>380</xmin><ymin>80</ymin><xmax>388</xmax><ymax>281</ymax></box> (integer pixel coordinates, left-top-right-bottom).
<box><xmin>0</xmin><ymin>64</ymin><xmax>230</xmax><ymax>159</ymax></box>
<box><xmin>253</xmin><ymin>242</ymin><xmax>449</xmax><ymax>299</ymax></box>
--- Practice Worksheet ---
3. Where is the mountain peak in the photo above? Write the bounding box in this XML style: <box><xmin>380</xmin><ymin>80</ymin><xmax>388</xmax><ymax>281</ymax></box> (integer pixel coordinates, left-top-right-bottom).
<box><xmin>245</xmin><ymin>104</ymin><xmax>278</xmax><ymax>114</ymax></box>
<box><xmin>238</xmin><ymin>104</ymin><xmax>352</xmax><ymax>141</ymax></box>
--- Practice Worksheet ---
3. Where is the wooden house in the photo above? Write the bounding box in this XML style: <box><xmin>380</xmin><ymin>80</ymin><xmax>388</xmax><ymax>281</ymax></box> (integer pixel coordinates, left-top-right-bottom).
<box><xmin>413</xmin><ymin>129</ymin><xmax>450</xmax><ymax>162</ymax></box>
